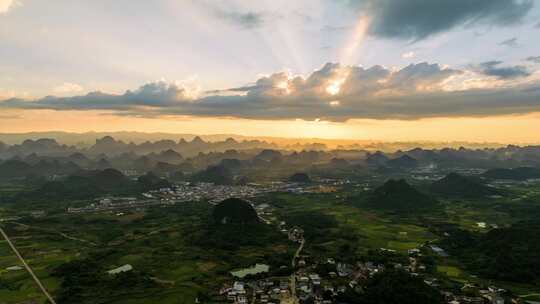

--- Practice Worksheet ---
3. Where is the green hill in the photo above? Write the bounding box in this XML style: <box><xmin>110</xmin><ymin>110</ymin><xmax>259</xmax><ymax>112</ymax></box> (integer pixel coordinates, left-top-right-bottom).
<box><xmin>483</xmin><ymin>167</ymin><xmax>540</xmax><ymax>181</ymax></box>
<box><xmin>29</xmin><ymin>176</ymin><xmax>104</xmax><ymax>200</ymax></box>
<box><xmin>192</xmin><ymin>165</ymin><xmax>233</xmax><ymax>185</ymax></box>
<box><xmin>212</xmin><ymin>198</ymin><xmax>259</xmax><ymax>225</ymax></box>
<box><xmin>194</xmin><ymin>198</ymin><xmax>280</xmax><ymax>250</ymax></box>
<box><xmin>430</xmin><ymin>173</ymin><xmax>502</xmax><ymax>198</ymax></box>
<box><xmin>137</xmin><ymin>172</ymin><xmax>171</xmax><ymax>191</ymax></box>
<box><xmin>21</xmin><ymin>169</ymin><xmax>135</xmax><ymax>201</ymax></box>
<box><xmin>288</xmin><ymin>172</ymin><xmax>312</xmax><ymax>183</ymax></box>
<box><xmin>0</xmin><ymin>159</ymin><xmax>81</xmax><ymax>181</ymax></box>
<box><xmin>440</xmin><ymin>220</ymin><xmax>540</xmax><ymax>283</ymax></box>
<box><xmin>387</xmin><ymin>155</ymin><xmax>418</xmax><ymax>169</ymax></box>
<box><xmin>340</xmin><ymin>269</ymin><xmax>444</xmax><ymax>304</ymax></box>
<box><xmin>365</xmin><ymin>179</ymin><xmax>438</xmax><ymax>212</ymax></box>
<box><xmin>91</xmin><ymin>168</ymin><xmax>132</xmax><ymax>191</ymax></box>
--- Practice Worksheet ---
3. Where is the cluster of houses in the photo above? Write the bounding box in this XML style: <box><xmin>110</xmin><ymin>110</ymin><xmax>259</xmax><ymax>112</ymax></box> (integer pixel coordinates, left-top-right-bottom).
<box><xmin>222</xmin><ymin>239</ymin><xmax>521</xmax><ymax>304</ymax></box>
<box><xmin>65</xmin><ymin>181</ymin><xmax>317</xmax><ymax>215</ymax></box>
<box><xmin>66</xmin><ymin>182</ymin><xmax>264</xmax><ymax>214</ymax></box>
<box><xmin>222</xmin><ymin>279</ymin><xmax>293</xmax><ymax>304</ymax></box>
<box><xmin>443</xmin><ymin>285</ymin><xmax>514</xmax><ymax>304</ymax></box>
<box><xmin>291</xmin><ymin>257</ymin><xmax>387</xmax><ymax>303</ymax></box>
<box><xmin>160</xmin><ymin>182</ymin><xmax>265</xmax><ymax>203</ymax></box>
<box><xmin>221</xmin><ymin>282</ymin><xmax>249</xmax><ymax>304</ymax></box>
<box><xmin>67</xmin><ymin>196</ymin><xmax>172</xmax><ymax>213</ymax></box>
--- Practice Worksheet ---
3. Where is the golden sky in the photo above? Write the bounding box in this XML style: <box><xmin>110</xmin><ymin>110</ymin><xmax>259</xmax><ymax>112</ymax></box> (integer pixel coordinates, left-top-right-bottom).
<box><xmin>2</xmin><ymin>1</ymin><xmax>540</xmax><ymax>144</ymax></box>
<box><xmin>1</xmin><ymin>109</ymin><xmax>539</xmax><ymax>144</ymax></box>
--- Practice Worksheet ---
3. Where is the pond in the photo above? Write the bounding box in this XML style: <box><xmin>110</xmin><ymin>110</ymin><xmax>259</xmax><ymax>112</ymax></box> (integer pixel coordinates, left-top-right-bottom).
<box><xmin>230</xmin><ymin>263</ymin><xmax>270</xmax><ymax>278</ymax></box>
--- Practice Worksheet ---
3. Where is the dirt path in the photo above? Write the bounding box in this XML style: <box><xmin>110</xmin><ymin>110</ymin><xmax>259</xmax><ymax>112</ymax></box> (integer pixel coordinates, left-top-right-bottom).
<box><xmin>0</xmin><ymin>227</ymin><xmax>57</xmax><ymax>304</ymax></box>
<box><xmin>10</xmin><ymin>221</ymin><xmax>97</xmax><ymax>246</ymax></box>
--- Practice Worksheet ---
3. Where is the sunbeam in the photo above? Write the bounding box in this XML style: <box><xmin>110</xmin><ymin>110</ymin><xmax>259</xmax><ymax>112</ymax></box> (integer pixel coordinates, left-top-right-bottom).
<box><xmin>340</xmin><ymin>15</ymin><xmax>371</xmax><ymax>65</ymax></box>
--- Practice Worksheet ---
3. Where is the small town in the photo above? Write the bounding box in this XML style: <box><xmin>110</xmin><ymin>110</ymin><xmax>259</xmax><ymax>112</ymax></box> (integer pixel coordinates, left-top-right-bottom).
<box><xmin>221</xmin><ymin>229</ymin><xmax>515</xmax><ymax>304</ymax></box>
<box><xmin>66</xmin><ymin>180</ymin><xmax>345</xmax><ymax>214</ymax></box>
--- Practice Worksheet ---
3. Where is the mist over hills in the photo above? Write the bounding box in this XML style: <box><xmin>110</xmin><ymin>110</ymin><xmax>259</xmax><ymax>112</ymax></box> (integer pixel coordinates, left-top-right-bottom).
<box><xmin>0</xmin><ymin>131</ymin><xmax>515</xmax><ymax>151</ymax></box>
<box><xmin>1</xmin><ymin>134</ymin><xmax>540</xmax><ymax>191</ymax></box>
<box><xmin>2</xmin><ymin>134</ymin><xmax>540</xmax><ymax>303</ymax></box>
<box><xmin>4</xmin><ymin>132</ymin><xmax>539</xmax><ymax>184</ymax></box>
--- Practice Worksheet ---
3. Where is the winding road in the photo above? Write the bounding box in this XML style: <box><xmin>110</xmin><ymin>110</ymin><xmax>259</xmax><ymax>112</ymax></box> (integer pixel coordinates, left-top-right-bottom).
<box><xmin>0</xmin><ymin>227</ymin><xmax>57</xmax><ymax>304</ymax></box>
<box><xmin>289</xmin><ymin>238</ymin><xmax>305</xmax><ymax>304</ymax></box>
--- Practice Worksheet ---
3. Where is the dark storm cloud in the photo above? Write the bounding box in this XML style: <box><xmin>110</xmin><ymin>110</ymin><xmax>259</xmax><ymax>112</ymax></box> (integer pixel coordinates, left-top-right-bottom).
<box><xmin>475</xmin><ymin>61</ymin><xmax>531</xmax><ymax>79</ymax></box>
<box><xmin>343</xmin><ymin>0</ymin><xmax>533</xmax><ymax>40</ymax></box>
<box><xmin>2</xmin><ymin>62</ymin><xmax>540</xmax><ymax>121</ymax></box>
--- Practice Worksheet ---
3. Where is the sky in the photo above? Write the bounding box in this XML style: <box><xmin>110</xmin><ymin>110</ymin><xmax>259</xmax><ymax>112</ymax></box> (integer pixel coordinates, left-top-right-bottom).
<box><xmin>1</xmin><ymin>0</ymin><xmax>540</xmax><ymax>143</ymax></box>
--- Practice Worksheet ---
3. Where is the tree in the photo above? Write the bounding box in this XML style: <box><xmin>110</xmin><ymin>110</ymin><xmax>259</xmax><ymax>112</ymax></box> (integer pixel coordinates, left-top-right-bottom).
<box><xmin>359</xmin><ymin>269</ymin><xmax>444</xmax><ymax>304</ymax></box>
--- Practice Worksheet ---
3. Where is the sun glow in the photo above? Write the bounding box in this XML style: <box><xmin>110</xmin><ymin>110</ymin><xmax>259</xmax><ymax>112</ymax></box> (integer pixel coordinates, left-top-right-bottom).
<box><xmin>326</xmin><ymin>81</ymin><xmax>342</xmax><ymax>95</ymax></box>
<box><xmin>276</xmin><ymin>81</ymin><xmax>291</xmax><ymax>94</ymax></box>
<box><xmin>326</xmin><ymin>76</ymin><xmax>347</xmax><ymax>96</ymax></box>
<box><xmin>329</xmin><ymin>100</ymin><xmax>341</xmax><ymax>106</ymax></box>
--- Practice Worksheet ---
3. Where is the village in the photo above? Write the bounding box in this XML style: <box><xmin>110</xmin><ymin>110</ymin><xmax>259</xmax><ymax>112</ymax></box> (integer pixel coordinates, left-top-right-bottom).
<box><xmin>65</xmin><ymin>179</ymin><xmax>349</xmax><ymax>215</ymax></box>
<box><xmin>4</xmin><ymin>174</ymin><xmax>536</xmax><ymax>304</ymax></box>
<box><xmin>220</xmin><ymin>224</ymin><xmax>517</xmax><ymax>304</ymax></box>
<box><xmin>66</xmin><ymin>181</ymin><xmax>300</xmax><ymax>214</ymax></box>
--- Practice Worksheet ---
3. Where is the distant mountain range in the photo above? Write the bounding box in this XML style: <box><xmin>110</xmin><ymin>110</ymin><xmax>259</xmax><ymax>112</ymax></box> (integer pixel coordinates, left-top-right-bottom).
<box><xmin>1</xmin><ymin>135</ymin><xmax>540</xmax><ymax>190</ymax></box>
<box><xmin>0</xmin><ymin>131</ymin><xmax>520</xmax><ymax>150</ymax></box>
<box><xmin>18</xmin><ymin>168</ymin><xmax>170</xmax><ymax>201</ymax></box>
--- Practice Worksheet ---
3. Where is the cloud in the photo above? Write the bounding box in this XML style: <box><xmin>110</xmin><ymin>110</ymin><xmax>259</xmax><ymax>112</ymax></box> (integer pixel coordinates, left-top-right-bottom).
<box><xmin>219</xmin><ymin>11</ymin><xmax>265</xmax><ymax>29</ymax></box>
<box><xmin>474</xmin><ymin>61</ymin><xmax>531</xmax><ymax>79</ymax></box>
<box><xmin>0</xmin><ymin>88</ymin><xmax>28</xmax><ymax>100</ymax></box>
<box><xmin>198</xmin><ymin>1</ymin><xmax>272</xmax><ymax>29</ymax></box>
<box><xmin>2</xmin><ymin>62</ymin><xmax>540</xmax><ymax>121</ymax></box>
<box><xmin>53</xmin><ymin>82</ymin><xmax>84</xmax><ymax>94</ymax></box>
<box><xmin>0</xmin><ymin>0</ymin><xmax>15</xmax><ymax>14</ymax></box>
<box><xmin>536</xmin><ymin>21</ymin><xmax>540</xmax><ymax>28</ymax></box>
<box><xmin>3</xmin><ymin>81</ymin><xmax>193</xmax><ymax>111</ymax></box>
<box><xmin>322</xmin><ymin>25</ymin><xmax>350</xmax><ymax>32</ymax></box>
<box><xmin>526</xmin><ymin>56</ymin><xmax>540</xmax><ymax>63</ymax></box>
<box><xmin>499</xmin><ymin>37</ymin><xmax>518</xmax><ymax>47</ymax></box>
<box><xmin>401</xmin><ymin>51</ymin><xmax>415</xmax><ymax>59</ymax></box>
<box><xmin>342</xmin><ymin>0</ymin><xmax>533</xmax><ymax>40</ymax></box>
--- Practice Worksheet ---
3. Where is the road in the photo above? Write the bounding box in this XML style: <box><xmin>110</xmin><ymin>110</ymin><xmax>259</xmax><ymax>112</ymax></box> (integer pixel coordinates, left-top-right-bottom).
<box><xmin>289</xmin><ymin>238</ymin><xmax>305</xmax><ymax>304</ymax></box>
<box><xmin>291</xmin><ymin>238</ymin><xmax>305</xmax><ymax>268</ymax></box>
<box><xmin>257</xmin><ymin>214</ymin><xmax>272</xmax><ymax>225</ymax></box>
<box><xmin>10</xmin><ymin>221</ymin><xmax>97</xmax><ymax>246</ymax></box>
<box><xmin>0</xmin><ymin>227</ymin><xmax>57</xmax><ymax>304</ymax></box>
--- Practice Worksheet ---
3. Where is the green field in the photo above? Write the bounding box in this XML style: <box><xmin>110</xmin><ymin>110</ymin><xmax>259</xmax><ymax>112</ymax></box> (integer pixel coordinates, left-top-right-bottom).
<box><xmin>0</xmin><ymin>201</ymin><xmax>294</xmax><ymax>303</ymax></box>
<box><xmin>1</xmin><ymin>180</ymin><xmax>540</xmax><ymax>302</ymax></box>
